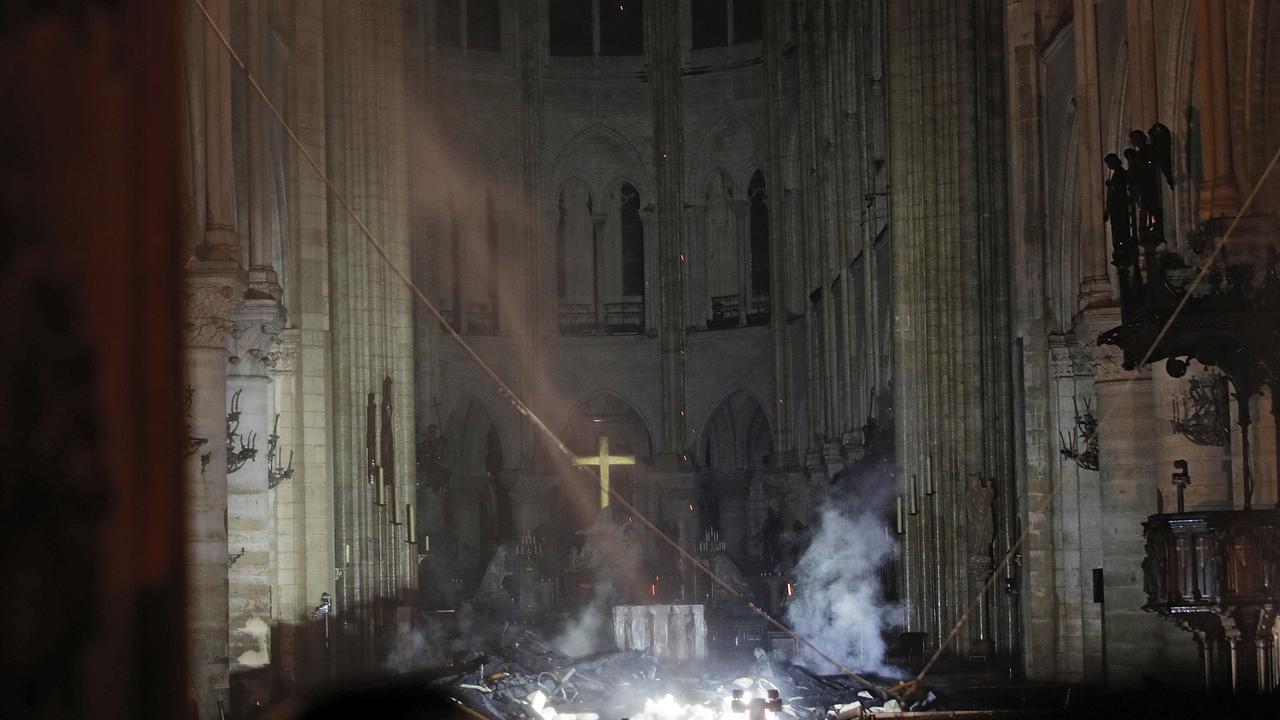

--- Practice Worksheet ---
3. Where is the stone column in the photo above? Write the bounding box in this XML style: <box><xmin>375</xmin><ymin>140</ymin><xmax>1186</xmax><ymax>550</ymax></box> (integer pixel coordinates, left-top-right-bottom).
<box><xmin>762</xmin><ymin>0</ymin><xmax>794</xmax><ymax>463</ymax></box>
<box><xmin>542</xmin><ymin>208</ymin><xmax>562</xmax><ymax>332</ymax></box>
<box><xmin>183</xmin><ymin>271</ymin><xmax>238</xmax><ymax>715</ymax></box>
<box><xmin>647</xmin><ymin>0</ymin><xmax>688</xmax><ymax>460</ymax></box>
<box><xmin>642</xmin><ymin>208</ymin><xmax>659</xmax><ymax>332</ymax></box>
<box><xmin>1072</xmin><ymin>0</ymin><xmax>1111</xmax><ymax>305</ymax></box>
<box><xmin>887</xmin><ymin>0</ymin><xmax>1013</xmax><ymax>652</ymax></box>
<box><xmin>1083</xmin><ymin>323</ymin><xmax>1167</xmax><ymax>687</ymax></box>
<box><xmin>1193</xmin><ymin>0</ymin><xmax>1241</xmax><ymax>220</ymax></box>
<box><xmin>1125</xmin><ymin>0</ymin><xmax>1160</xmax><ymax>130</ymax></box>
<box><xmin>226</xmin><ymin>300</ymin><xmax>283</xmax><ymax>672</ymax></box>
<box><xmin>592</xmin><ymin>212</ymin><xmax>609</xmax><ymax>327</ymax></box>
<box><xmin>683</xmin><ymin>203</ymin><xmax>707</xmax><ymax>330</ymax></box>
<box><xmin>201</xmin><ymin>0</ymin><xmax>239</xmax><ymax>263</ymax></box>
<box><xmin>246</xmin><ymin>3</ymin><xmax>281</xmax><ymax>298</ymax></box>
<box><xmin>267</xmin><ymin>329</ymin><xmax>301</xmax><ymax>621</ymax></box>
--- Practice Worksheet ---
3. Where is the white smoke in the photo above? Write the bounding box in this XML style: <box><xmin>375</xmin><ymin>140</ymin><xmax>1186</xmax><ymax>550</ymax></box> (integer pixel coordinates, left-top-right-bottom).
<box><xmin>384</xmin><ymin>616</ymin><xmax>452</xmax><ymax>673</ymax></box>
<box><xmin>785</xmin><ymin>498</ymin><xmax>900</xmax><ymax>675</ymax></box>
<box><xmin>552</xmin><ymin>592</ymin><xmax>607</xmax><ymax>657</ymax></box>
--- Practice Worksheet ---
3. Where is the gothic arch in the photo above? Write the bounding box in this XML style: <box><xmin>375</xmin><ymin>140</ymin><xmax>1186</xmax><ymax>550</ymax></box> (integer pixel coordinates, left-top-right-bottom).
<box><xmin>439</xmin><ymin>396</ymin><xmax>513</xmax><ymax>576</ymax></box>
<box><xmin>686</xmin><ymin>115</ymin><xmax>763</xmax><ymax>192</ymax></box>
<box><xmin>739</xmin><ymin>164</ymin><xmax>768</xmax><ymax>196</ymax></box>
<box><xmin>700</xmin><ymin>389</ymin><xmax>773</xmax><ymax>470</ymax></box>
<box><xmin>549</xmin><ymin>123</ymin><xmax>650</xmax><ymax>203</ymax></box>
<box><xmin>442</xmin><ymin>397</ymin><xmax>509</xmax><ymax>478</ymax></box>
<box><xmin>561</xmin><ymin>389</ymin><xmax>655</xmax><ymax>459</ymax></box>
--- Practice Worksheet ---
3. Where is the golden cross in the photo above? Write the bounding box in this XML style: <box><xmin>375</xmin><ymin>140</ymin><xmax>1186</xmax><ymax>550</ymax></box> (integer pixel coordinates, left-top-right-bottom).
<box><xmin>573</xmin><ymin>435</ymin><xmax>635</xmax><ymax>508</ymax></box>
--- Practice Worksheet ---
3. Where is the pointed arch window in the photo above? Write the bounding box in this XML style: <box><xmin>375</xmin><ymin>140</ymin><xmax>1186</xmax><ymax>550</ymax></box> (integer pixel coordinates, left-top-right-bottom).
<box><xmin>601</xmin><ymin>182</ymin><xmax>646</xmax><ymax>335</ymax></box>
<box><xmin>620</xmin><ymin>183</ymin><xmax>645</xmax><ymax>297</ymax></box>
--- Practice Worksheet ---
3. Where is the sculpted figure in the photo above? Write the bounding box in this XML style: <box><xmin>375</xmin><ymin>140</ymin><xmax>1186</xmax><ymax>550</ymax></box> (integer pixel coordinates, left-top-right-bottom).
<box><xmin>1127</xmin><ymin>130</ymin><xmax>1165</xmax><ymax>239</ymax></box>
<box><xmin>964</xmin><ymin>474</ymin><xmax>996</xmax><ymax>583</ymax></box>
<box><xmin>1103</xmin><ymin>153</ymin><xmax>1136</xmax><ymax>267</ymax></box>
<box><xmin>1147</xmin><ymin>122</ymin><xmax>1174</xmax><ymax>188</ymax></box>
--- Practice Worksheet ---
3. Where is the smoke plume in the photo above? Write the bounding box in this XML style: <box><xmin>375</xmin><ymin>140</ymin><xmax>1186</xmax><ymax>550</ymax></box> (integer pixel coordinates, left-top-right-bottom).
<box><xmin>785</xmin><ymin>491</ymin><xmax>900</xmax><ymax>675</ymax></box>
<box><xmin>384</xmin><ymin>616</ymin><xmax>452</xmax><ymax>673</ymax></box>
<box><xmin>551</xmin><ymin>592</ymin><xmax>608</xmax><ymax>657</ymax></box>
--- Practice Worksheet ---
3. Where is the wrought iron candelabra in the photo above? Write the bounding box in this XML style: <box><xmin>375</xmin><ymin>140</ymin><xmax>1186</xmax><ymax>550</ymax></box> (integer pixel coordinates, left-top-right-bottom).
<box><xmin>183</xmin><ymin>386</ymin><xmax>209</xmax><ymax>458</ymax></box>
<box><xmin>266</xmin><ymin>413</ymin><xmax>294</xmax><ymax>489</ymax></box>
<box><xmin>1058</xmin><ymin>397</ymin><xmax>1099</xmax><ymax>471</ymax></box>
<box><xmin>226</xmin><ymin>388</ymin><xmax>257</xmax><ymax>474</ymax></box>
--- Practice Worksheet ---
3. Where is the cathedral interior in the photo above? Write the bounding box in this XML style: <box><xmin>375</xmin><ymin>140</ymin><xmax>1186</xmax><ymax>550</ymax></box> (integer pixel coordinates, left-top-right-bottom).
<box><xmin>3</xmin><ymin>0</ymin><xmax>1280</xmax><ymax>718</ymax></box>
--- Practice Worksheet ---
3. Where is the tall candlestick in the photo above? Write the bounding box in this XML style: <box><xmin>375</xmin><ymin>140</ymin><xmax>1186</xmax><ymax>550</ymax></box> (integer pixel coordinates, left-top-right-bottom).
<box><xmin>390</xmin><ymin>496</ymin><xmax>401</xmax><ymax>525</ymax></box>
<box><xmin>343</xmin><ymin>543</ymin><xmax>350</xmax><ymax>566</ymax></box>
<box><xmin>910</xmin><ymin>475</ymin><xmax>920</xmax><ymax>515</ymax></box>
<box><xmin>376</xmin><ymin>466</ymin><xmax>386</xmax><ymax>506</ymax></box>
<box><xmin>406</xmin><ymin>503</ymin><xmax>416</xmax><ymax>543</ymax></box>
<box><xmin>424</xmin><ymin>534</ymin><xmax>430</xmax><ymax>552</ymax></box>
<box><xmin>925</xmin><ymin>456</ymin><xmax>935</xmax><ymax>495</ymax></box>
<box><xmin>896</xmin><ymin>496</ymin><xmax>904</xmax><ymax>534</ymax></box>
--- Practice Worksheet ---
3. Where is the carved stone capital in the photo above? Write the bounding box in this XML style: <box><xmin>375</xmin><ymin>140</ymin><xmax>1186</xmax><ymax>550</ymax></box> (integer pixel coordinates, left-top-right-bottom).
<box><xmin>228</xmin><ymin>299</ymin><xmax>285</xmax><ymax>377</ymax></box>
<box><xmin>1084</xmin><ymin>342</ymin><xmax>1147</xmax><ymax>383</ymax></box>
<box><xmin>183</xmin><ymin>278</ymin><xmax>238</xmax><ymax>350</ymax></box>
<box><xmin>1048</xmin><ymin>334</ymin><xmax>1076</xmax><ymax>379</ymax></box>
<box><xmin>267</xmin><ymin>328</ymin><xmax>300</xmax><ymax>375</ymax></box>
<box><xmin>1049</xmin><ymin>334</ymin><xmax>1092</xmax><ymax>379</ymax></box>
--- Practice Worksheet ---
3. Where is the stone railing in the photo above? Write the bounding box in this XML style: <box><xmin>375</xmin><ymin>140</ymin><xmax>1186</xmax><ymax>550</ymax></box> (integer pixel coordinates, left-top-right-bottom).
<box><xmin>558</xmin><ymin>302</ymin><xmax>597</xmax><ymax>336</ymax></box>
<box><xmin>707</xmin><ymin>294</ymin><xmax>740</xmax><ymax>330</ymax></box>
<box><xmin>747</xmin><ymin>291</ymin><xmax>770</xmax><ymax>326</ymax></box>
<box><xmin>603</xmin><ymin>301</ymin><xmax>644</xmax><ymax>335</ymax></box>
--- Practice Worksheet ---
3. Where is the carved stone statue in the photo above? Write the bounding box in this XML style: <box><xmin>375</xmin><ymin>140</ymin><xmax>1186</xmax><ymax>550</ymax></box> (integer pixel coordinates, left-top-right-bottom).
<box><xmin>964</xmin><ymin>474</ymin><xmax>997</xmax><ymax>584</ymax></box>
<box><xmin>1103</xmin><ymin>153</ymin><xmax>1136</xmax><ymax>268</ymax></box>
<box><xmin>1126</xmin><ymin>130</ymin><xmax>1165</xmax><ymax>241</ymax></box>
<box><xmin>474</xmin><ymin>543</ymin><xmax>517</xmax><ymax>611</ymax></box>
<box><xmin>1147</xmin><ymin>122</ymin><xmax>1174</xmax><ymax>189</ymax></box>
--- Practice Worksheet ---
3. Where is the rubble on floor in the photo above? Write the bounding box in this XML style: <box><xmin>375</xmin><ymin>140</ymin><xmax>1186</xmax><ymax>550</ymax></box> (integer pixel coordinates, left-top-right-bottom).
<box><xmin>430</xmin><ymin>627</ymin><xmax>938</xmax><ymax>720</ymax></box>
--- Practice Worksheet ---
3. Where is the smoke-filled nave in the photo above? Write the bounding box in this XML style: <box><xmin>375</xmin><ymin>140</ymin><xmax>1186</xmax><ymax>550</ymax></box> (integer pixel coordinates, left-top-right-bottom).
<box><xmin>4</xmin><ymin>1</ymin><xmax>1280</xmax><ymax>718</ymax></box>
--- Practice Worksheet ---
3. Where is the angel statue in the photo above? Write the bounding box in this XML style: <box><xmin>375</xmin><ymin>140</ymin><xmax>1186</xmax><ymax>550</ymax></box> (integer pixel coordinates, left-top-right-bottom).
<box><xmin>1127</xmin><ymin>126</ymin><xmax>1174</xmax><ymax>241</ymax></box>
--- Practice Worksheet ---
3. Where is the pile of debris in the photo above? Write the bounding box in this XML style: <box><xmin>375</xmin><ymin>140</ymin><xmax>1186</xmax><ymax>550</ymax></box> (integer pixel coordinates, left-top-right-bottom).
<box><xmin>430</xmin><ymin>628</ymin><xmax>937</xmax><ymax>720</ymax></box>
